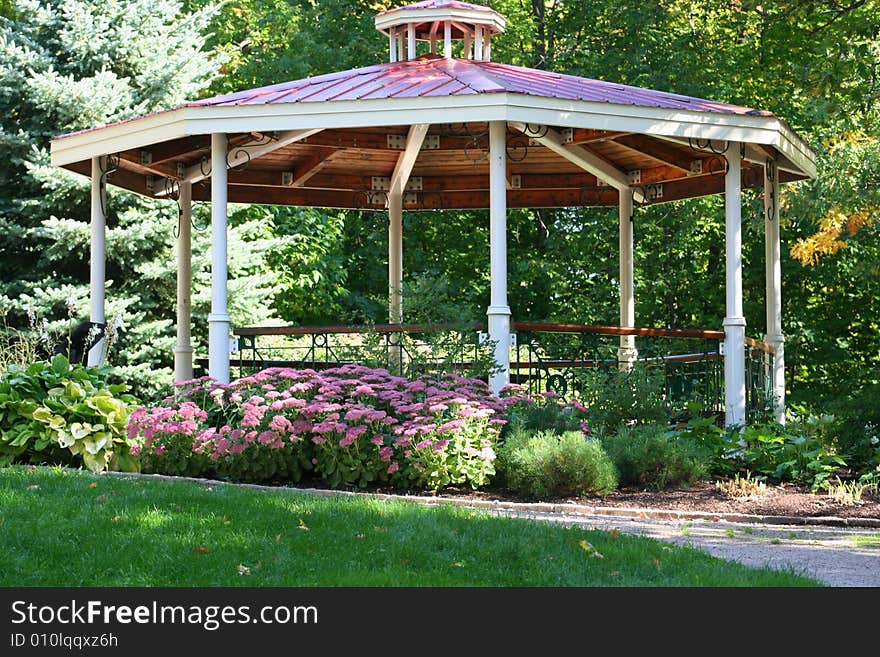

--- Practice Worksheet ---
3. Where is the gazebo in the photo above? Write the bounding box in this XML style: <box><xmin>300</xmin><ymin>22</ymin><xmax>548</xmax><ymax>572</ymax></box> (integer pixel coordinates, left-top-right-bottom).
<box><xmin>49</xmin><ymin>0</ymin><xmax>816</xmax><ymax>426</ymax></box>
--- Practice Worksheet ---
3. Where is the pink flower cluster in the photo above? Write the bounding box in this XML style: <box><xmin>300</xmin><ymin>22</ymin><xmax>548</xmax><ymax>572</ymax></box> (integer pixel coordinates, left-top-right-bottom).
<box><xmin>129</xmin><ymin>365</ymin><xmax>536</xmax><ymax>489</ymax></box>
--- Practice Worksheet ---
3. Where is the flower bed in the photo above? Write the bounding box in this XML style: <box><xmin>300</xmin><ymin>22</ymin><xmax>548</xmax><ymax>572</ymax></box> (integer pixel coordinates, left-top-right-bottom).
<box><xmin>128</xmin><ymin>365</ymin><xmax>532</xmax><ymax>490</ymax></box>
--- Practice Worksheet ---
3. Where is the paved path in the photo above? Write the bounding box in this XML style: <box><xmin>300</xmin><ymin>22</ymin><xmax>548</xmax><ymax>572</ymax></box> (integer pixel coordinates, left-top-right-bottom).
<box><xmin>487</xmin><ymin>508</ymin><xmax>880</xmax><ymax>587</ymax></box>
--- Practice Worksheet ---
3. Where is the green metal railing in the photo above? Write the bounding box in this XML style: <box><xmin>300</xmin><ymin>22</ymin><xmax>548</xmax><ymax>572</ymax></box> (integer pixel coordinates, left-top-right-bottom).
<box><xmin>216</xmin><ymin>322</ymin><xmax>775</xmax><ymax>422</ymax></box>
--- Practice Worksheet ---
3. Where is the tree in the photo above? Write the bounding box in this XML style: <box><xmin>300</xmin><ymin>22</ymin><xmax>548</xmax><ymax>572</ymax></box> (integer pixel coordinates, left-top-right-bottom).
<box><xmin>0</xmin><ymin>0</ymin><xmax>280</xmax><ymax>397</ymax></box>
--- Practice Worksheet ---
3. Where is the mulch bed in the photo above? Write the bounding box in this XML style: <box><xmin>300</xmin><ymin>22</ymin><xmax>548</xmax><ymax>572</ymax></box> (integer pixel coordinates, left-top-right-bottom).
<box><xmin>362</xmin><ymin>480</ymin><xmax>880</xmax><ymax>520</ymax></box>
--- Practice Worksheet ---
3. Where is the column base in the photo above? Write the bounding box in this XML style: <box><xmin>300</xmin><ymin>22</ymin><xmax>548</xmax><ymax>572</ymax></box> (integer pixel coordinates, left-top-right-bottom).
<box><xmin>764</xmin><ymin>333</ymin><xmax>786</xmax><ymax>424</ymax></box>
<box><xmin>486</xmin><ymin>306</ymin><xmax>511</xmax><ymax>395</ymax></box>
<box><xmin>173</xmin><ymin>346</ymin><xmax>194</xmax><ymax>383</ymax></box>
<box><xmin>617</xmin><ymin>346</ymin><xmax>638</xmax><ymax>370</ymax></box>
<box><xmin>723</xmin><ymin>316</ymin><xmax>746</xmax><ymax>428</ymax></box>
<box><xmin>207</xmin><ymin>313</ymin><xmax>231</xmax><ymax>384</ymax></box>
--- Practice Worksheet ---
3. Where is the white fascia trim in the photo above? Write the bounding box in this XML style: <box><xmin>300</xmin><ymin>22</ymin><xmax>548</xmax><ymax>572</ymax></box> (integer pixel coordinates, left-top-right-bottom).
<box><xmin>375</xmin><ymin>9</ymin><xmax>505</xmax><ymax>35</ymax></box>
<box><xmin>49</xmin><ymin>92</ymin><xmax>816</xmax><ymax>179</ymax></box>
<box><xmin>500</xmin><ymin>96</ymin><xmax>816</xmax><ymax>178</ymax></box>
<box><xmin>50</xmin><ymin>108</ymin><xmax>187</xmax><ymax>168</ymax></box>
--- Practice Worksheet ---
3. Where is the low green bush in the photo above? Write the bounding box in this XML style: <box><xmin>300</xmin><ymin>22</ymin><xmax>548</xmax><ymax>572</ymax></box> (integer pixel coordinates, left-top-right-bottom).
<box><xmin>0</xmin><ymin>355</ymin><xmax>140</xmax><ymax>472</ymax></box>
<box><xmin>498</xmin><ymin>429</ymin><xmax>618</xmax><ymax>499</ymax></box>
<box><xmin>817</xmin><ymin>384</ymin><xmax>880</xmax><ymax>475</ymax></box>
<box><xmin>734</xmin><ymin>421</ymin><xmax>847</xmax><ymax>491</ymax></box>
<box><xmin>602</xmin><ymin>423</ymin><xmax>708</xmax><ymax>490</ymax></box>
<box><xmin>574</xmin><ymin>365</ymin><xmax>668</xmax><ymax>435</ymax></box>
<box><xmin>502</xmin><ymin>395</ymin><xmax>589</xmax><ymax>435</ymax></box>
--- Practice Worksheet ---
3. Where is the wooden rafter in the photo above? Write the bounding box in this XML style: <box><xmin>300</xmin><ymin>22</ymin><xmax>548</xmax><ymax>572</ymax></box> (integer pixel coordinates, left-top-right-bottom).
<box><xmin>612</xmin><ymin>134</ymin><xmax>697</xmax><ymax>173</ymax></box>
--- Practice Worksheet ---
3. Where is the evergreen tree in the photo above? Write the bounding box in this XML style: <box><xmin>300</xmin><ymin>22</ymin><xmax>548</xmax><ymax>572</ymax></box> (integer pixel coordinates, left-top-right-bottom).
<box><xmin>0</xmin><ymin>0</ymin><xmax>280</xmax><ymax>397</ymax></box>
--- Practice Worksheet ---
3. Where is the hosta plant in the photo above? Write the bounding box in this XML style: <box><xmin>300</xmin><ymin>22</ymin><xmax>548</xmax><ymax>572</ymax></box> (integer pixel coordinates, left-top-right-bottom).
<box><xmin>0</xmin><ymin>355</ymin><xmax>140</xmax><ymax>472</ymax></box>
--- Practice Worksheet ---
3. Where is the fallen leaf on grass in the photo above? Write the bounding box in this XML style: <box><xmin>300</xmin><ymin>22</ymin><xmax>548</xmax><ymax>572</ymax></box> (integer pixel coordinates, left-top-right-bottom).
<box><xmin>112</xmin><ymin>515</ymin><xmax>126</xmax><ymax>523</ymax></box>
<box><xmin>610</xmin><ymin>528</ymin><xmax>619</xmax><ymax>538</ymax></box>
<box><xmin>275</xmin><ymin>534</ymin><xmax>283</xmax><ymax>543</ymax></box>
<box><xmin>94</xmin><ymin>494</ymin><xmax>108</xmax><ymax>503</ymax></box>
<box><xmin>298</xmin><ymin>519</ymin><xmax>309</xmax><ymax>531</ymax></box>
<box><xmin>579</xmin><ymin>540</ymin><xmax>604</xmax><ymax>559</ymax></box>
<box><xmin>400</xmin><ymin>559</ymin><xmax>410</xmax><ymax>567</ymax></box>
<box><xmin>237</xmin><ymin>564</ymin><xmax>251</xmax><ymax>576</ymax></box>
<box><xmin>88</xmin><ymin>482</ymin><xmax>98</xmax><ymax>489</ymax></box>
<box><xmin>451</xmin><ymin>561</ymin><xmax>466</xmax><ymax>568</ymax></box>
<box><xmin>194</xmin><ymin>546</ymin><xmax>209</xmax><ymax>555</ymax></box>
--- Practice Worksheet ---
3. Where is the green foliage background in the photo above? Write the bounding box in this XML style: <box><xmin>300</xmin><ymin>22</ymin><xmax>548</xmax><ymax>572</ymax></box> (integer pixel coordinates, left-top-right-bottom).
<box><xmin>1</xmin><ymin>0</ymin><xmax>878</xmax><ymax>403</ymax></box>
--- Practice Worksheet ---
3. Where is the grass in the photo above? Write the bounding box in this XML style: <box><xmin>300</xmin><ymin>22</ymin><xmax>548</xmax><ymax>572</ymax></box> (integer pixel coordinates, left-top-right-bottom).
<box><xmin>0</xmin><ymin>466</ymin><xmax>819</xmax><ymax>587</ymax></box>
<box><xmin>852</xmin><ymin>534</ymin><xmax>880</xmax><ymax>549</ymax></box>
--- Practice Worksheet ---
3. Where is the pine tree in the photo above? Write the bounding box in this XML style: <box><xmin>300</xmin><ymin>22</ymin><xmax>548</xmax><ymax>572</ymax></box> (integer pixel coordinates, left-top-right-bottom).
<box><xmin>0</xmin><ymin>0</ymin><xmax>280</xmax><ymax>397</ymax></box>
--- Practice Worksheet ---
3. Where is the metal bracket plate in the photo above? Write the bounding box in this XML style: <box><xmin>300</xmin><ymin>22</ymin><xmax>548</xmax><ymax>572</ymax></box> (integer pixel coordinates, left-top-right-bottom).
<box><xmin>644</xmin><ymin>183</ymin><xmax>663</xmax><ymax>201</ymax></box>
<box><xmin>387</xmin><ymin>135</ymin><xmax>439</xmax><ymax>150</ymax></box>
<box><xmin>372</xmin><ymin>176</ymin><xmax>422</xmax><ymax>192</ymax></box>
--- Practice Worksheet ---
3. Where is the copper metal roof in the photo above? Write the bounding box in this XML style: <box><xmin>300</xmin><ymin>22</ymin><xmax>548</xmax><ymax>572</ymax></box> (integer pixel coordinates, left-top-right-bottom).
<box><xmin>184</xmin><ymin>55</ymin><xmax>768</xmax><ymax>116</ymax></box>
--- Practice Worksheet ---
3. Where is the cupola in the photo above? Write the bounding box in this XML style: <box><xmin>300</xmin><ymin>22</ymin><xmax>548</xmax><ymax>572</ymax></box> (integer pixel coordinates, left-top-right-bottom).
<box><xmin>374</xmin><ymin>1</ymin><xmax>506</xmax><ymax>62</ymax></box>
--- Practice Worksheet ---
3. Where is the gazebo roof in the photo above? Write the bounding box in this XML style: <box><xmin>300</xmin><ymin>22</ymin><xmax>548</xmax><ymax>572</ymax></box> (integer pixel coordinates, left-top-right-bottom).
<box><xmin>50</xmin><ymin>5</ymin><xmax>815</xmax><ymax>211</ymax></box>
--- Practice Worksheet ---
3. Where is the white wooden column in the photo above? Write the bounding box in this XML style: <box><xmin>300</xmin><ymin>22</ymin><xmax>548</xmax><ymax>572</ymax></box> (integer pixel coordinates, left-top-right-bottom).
<box><xmin>443</xmin><ymin>22</ymin><xmax>452</xmax><ymax>59</ymax></box>
<box><xmin>764</xmin><ymin>158</ymin><xmax>785</xmax><ymax>423</ymax></box>
<box><xmin>487</xmin><ymin>121</ymin><xmax>510</xmax><ymax>394</ymax></box>
<box><xmin>174</xmin><ymin>181</ymin><xmax>194</xmax><ymax>382</ymax></box>
<box><xmin>208</xmin><ymin>133</ymin><xmax>230</xmax><ymax>384</ymax></box>
<box><xmin>724</xmin><ymin>144</ymin><xmax>747</xmax><ymax>426</ymax></box>
<box><xmin>388</xmin><ymin>191</ymin><xmax>403</xmax><ymax>323</ymax></box>
<box><xmin>407</xmin><ymin>23</ymin><xmax>416</xmax><ymax>60</ymax></box>
<box><xmin>618</xmin><ymin>190</ymin><xmax>637</xmax><ymax>367</ymax></box>
<box><xmin>389</xmin><ymin>30</ymin><xmax>398</xmax><ymax>63</ymax></box>
<box><xmin>87</xmin><ymin>156</ymin><xmax>106</xmax><ymax>366</ymax></box>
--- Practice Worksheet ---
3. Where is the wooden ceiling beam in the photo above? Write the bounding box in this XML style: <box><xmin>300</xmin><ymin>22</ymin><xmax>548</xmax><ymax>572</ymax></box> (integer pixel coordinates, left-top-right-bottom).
<box><xmin>221</xmin><ymin>171</ymin><xmax>602</xmax><ymax>192</ymax></box>
<box><xmin>511</xmin><ymin>122</ymin><xmax>645</xmax><ymax>203</ymax></box>
<box><xmin>289</xmin><ymin>147</ymin><xmax>339</xmax><ymax>187</ymax></box>
<box><xmin>569</xmin><ymin>128</ymin><xmax>626</xmax><ymax>145</ymax></box>
<box><xmin>152</xmin><ymin>128</ymin><xmax>322</xmax><ymax>196</ymax></box>
<box><xmin>612</xmin><ymin>134</ymin><xmax>698</xmax><ymax>173</ymax></box>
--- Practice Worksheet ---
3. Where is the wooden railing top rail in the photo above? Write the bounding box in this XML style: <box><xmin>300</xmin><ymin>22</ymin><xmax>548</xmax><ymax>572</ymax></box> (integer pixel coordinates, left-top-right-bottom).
<box><xmin>235</xmin><ymin>322</ymin><xmax>727</xmax><ymax>340</ymax></box>
<box><xmin>512</xmin><ymin>322</ymin><xmax>725</xmax><ymax>340</ymax></box>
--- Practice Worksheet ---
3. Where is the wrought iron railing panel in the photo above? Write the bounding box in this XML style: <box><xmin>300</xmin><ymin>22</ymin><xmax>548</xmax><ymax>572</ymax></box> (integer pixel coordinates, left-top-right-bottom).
<box><xmin>224</xmin><ymin>323</ymin><xmax>775</xmax><ymax>424</ymax></box>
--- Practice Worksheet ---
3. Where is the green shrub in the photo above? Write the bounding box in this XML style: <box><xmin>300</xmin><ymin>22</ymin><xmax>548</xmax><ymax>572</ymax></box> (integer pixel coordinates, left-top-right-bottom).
<box><xmin>674</xmin><ymin>414</ymin><xmax>736</xmax><ymax>477</ymax></box>
<box><xmin>0</xmin><ymin>355</ymin><xmax>140</xmax><ymax>472</ymax></box>
<box><xmin>734</xmin><ymin>422</ymin><xmax>847</xmax><ymax>491</ymax></box>
<box><xmin>817</xmin><ymin>385</ymin><xmax>880</xmax><ymax>475</ymax></box>
<box><xmin>574</xmin><ymin>365</ymin><xmax>668</xmax><ymax>435</ymax></box>
<box><xmin>498</xmin><ymin>429</ymin><xmax>618</xmax><ymax>499</ymax></box>
<box><xmin>503</xmin><ymin>396</ymin><xmax>588</xmax><ymax>435</ymax></box>
<box><xmin>602</xmin><ymin>423</ymin><xmax>709</xmax><ymax>490</ymax></box>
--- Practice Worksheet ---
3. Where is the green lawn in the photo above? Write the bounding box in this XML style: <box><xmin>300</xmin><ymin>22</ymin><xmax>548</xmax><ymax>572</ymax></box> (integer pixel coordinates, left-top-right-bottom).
<box><xmin>0</xmin><ymin>466</ymin><xmax>818</xmax><ymax>586</ymax></box>
<box><xmin>852</xmin><ymin>534</ymin><xmax>880</xmax><ymax>549</ymax></box>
